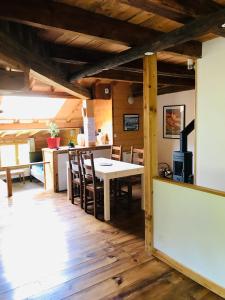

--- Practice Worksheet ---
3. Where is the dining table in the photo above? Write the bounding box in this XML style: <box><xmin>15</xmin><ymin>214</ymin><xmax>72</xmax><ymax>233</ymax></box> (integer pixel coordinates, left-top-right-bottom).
<box><xmin>84</xmin><ymin>157</ymin><xmax>144</xmax><ymax>221</ymax></box>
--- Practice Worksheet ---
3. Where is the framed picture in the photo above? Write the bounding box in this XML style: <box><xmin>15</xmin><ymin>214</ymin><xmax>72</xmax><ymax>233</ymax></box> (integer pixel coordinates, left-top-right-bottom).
<box><xmin>163</xmin><ymin>105</ymin><xmax>185</xmax><ymax>139</ymax></box>
<box><xmin>123</xmin><ymin>114</ymin><xmax>139</xmax><ymax>131</ymax></box>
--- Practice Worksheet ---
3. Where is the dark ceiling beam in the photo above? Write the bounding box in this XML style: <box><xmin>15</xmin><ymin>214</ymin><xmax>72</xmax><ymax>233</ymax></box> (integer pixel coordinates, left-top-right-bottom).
<box><xmin>50</xmin><ymin>44</ymin><xmax>194</xmax><ymax>79</ymax></box>
<box><xmin>158</xmin><ymin>85</ymin><xmax>194</xmax><ymax>95</ymax></box>
<box><xmin>0</xmin><ymin>0</ymin><xmax>201</xmax><ymax>58</ymax></box>
<box><xmin>92</xmin><ymin>69</ymin><xmax>194</xmax><ymax>86</ymax></box>
<box><xmin>0</xmin><ymin>21</ymin><xmax>90</xmax><ymax>99</ymax></box>
<box><xmin>119</xmin><ymin>0</ymin><xmax>225</xmax><ymax>36</ymax></box>
<box><xmin>130</xmin><ymin>83</ymin><xmax>194</xmax><ymax>96</ymax></box>
<box><xmin>69</xmin><ymin>8</ymin><xmax>225</xmax><ymax>81</ymax></box>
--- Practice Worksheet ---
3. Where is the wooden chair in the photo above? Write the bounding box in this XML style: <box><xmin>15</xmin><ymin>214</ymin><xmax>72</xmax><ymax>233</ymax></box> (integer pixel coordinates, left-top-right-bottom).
<box><xmin>130</xmin><ymin>147</ymin><xmax>144</xmax><ymax>165</ymax></box>
<box><xmin>110</xmin><ymin>145</ymin><xmax>122</xmax><ymax>205</ymax></box>
<box><xmin>118</xmin><ymin>147</ymin><xmax>144</xmax><ymax>209</ymax></box>
<box><xmin>111</xmin><ymin>145</ymin><xmax>122</xmax><ymax>161</ymax></box>
<box><xmin>68</xmin><ymin>150</ymin><xmax>83</xmax><ymax>207</ymax></box>
<box><xmin>81</xmin><ymin>152</ymin><xmax>104</xmax><ymax>219</ymax></box>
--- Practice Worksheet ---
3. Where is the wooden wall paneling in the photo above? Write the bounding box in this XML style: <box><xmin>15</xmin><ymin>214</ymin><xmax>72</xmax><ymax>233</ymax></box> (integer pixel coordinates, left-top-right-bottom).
<box><xmin>143</xmin><ymin>54</ymin><xmax>158</xmax><ymax>253</ymax></box>
<box><xmin>93</xmin><ymin>83</ymin><xmax>112</xmax><ymax>99</ymax></box>
<box><xmin>59</xmin><ymin>128</ymin><xmax>80</xmax><ymax>146</ymax></box>
<box><xmin>112</xmin><ymin>82</ymin><xmax>143</xmax><ymax>151</ymax></box>
<box><xmin>93</xmin><ymin>99</ymin><xmax>113</xmax><ymax>144</ymax></box>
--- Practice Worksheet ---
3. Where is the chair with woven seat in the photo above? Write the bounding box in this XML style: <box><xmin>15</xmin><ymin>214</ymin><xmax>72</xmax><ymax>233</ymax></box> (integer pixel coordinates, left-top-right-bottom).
<box><xmin>81</xmin><ymin>152</ymin><xmax>104</xmax><ymax>219</ymax></box>
<box><xmin>68</xmin><ymin>150</ymin><xmax>83</xmax><ymax>207</ymax></box>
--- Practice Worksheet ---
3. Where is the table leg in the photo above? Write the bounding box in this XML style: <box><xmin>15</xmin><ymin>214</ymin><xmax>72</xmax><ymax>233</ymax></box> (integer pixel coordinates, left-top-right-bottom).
<box><xmin>104</xmin><ymin>178</ymin><xmax>110</xmax><ymax>221</ymax></box>
<box><xmin>141</xmin><ymin>173</ymin><xmax>145</xmax><ymax>210</ymax></box>
<box><xmin>6</xmin><ymin>168</ymin><xmax>12</xmax><ymax>197</ymax></box>
<box><xmin>67</xmin><ymin>163</ymin><xmax>72</xmax><ymax>201</ymax></box>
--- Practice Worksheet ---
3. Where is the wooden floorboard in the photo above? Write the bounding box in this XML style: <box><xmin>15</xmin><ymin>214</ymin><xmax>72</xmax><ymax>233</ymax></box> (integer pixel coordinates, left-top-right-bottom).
<box><xmin>0</xmin><ymin>182</ymin><xmax>222</xmax><ymax>300</ymax></box>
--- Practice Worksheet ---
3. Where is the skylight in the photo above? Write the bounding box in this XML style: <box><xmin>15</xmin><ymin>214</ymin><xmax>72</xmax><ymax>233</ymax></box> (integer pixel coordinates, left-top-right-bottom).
<box><xmin>0</xmin><ymin>96</ymin><xmax>66</xmax><ymax>120</ymax></box>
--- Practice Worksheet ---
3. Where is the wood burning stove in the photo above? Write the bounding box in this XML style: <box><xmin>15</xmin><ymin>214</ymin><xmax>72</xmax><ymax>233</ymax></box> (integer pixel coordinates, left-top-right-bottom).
<box><xmin>173</xmin><ymin>120</ymin><xmax>194</xmax><ymax>183</ymax></box>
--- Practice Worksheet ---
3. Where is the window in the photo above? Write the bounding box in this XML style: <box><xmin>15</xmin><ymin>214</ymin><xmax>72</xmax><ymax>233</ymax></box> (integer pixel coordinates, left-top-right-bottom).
<box><xmin>0</xmin><ymin>143</ymin><xmax>30</xmax><ymax>167</ymax></box>
<box><xmin>18</xmin><ymin>144</ymin><xmax>30</xmax><ymax>165</ymax></box>
<box><xmin>0</xmin><ymin>145</ymin><xmax>16</xmax><ymax>167</ymax></box>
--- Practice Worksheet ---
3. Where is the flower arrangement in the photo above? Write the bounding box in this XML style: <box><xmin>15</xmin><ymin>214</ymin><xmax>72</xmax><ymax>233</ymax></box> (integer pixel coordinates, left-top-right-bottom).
<box><xmin>49</xmin><ymin>122</ymin><xmax>59</xmax><ymax>138</ymax></box>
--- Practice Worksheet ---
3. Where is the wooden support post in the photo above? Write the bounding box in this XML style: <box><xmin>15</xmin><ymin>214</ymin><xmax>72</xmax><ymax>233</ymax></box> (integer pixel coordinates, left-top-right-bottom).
<box><xmin>6</xmin><ymin>168</ymin><xmax>12</xmax><ymax>197</ymax></box>
<box><xmin>143</xmin><ymin>54</ymin><xmax>158</xmax><ymax>253</ymax></box>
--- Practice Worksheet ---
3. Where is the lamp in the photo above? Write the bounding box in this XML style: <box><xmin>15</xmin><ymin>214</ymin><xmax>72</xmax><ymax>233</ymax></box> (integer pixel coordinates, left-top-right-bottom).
<box><xmin>128</xmin><ymin>95</ymin><xmax>135</xmax><ymax>105</ymax></box>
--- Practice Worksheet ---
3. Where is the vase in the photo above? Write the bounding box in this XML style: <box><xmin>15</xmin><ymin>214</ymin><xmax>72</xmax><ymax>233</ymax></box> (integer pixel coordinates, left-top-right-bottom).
<box><xmin>47</xmin><ymin>137</ymin><xmax>61</xmax><ymax>149</ymax></box>
<box><xmin>77</xmin><ymin>133</ymin><xmax>85</xmax><ymax>146</ymax></box>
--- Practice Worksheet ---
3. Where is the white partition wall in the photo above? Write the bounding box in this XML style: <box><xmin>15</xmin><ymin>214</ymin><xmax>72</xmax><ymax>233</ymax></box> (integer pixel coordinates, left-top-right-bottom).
<box><xmin>196</xmin><ymin>37</ymin><xmax>225</xmax><ymax>191</ymax></box>
<box><xmin>153</xmin><ymin>178</ymin><xmax>225</xmax><ymax>296</ymax></box>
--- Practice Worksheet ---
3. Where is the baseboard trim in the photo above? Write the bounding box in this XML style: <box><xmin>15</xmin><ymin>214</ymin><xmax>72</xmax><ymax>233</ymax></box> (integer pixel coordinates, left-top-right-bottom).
<box><xmin>153</xmin><ymin>248</ymin><xmax>225</xmax><ymax>298</ymax></box>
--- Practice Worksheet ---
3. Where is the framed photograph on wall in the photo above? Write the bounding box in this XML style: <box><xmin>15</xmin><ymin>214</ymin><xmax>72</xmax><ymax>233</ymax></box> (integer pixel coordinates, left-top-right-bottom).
<box><xmin>123</xmin><ymin>114</ymin><xmax>139</xmax><ymax>131</ymax></box>
<box><xmin>163</xmin><ymin>105</ymin><xmax>185</xmax><ymax>139</ymax></box>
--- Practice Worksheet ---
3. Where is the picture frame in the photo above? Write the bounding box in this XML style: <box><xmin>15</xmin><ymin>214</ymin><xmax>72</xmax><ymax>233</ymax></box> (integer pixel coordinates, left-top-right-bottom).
<box><xmin>163</xmin><ymin>105</ymin><xmax>185</xmax><ymax>139</ymax></box>
<box><xmin>123</xmin><ymin>114</ymin><xmax>139</xmax><ymax>131</ymax></box>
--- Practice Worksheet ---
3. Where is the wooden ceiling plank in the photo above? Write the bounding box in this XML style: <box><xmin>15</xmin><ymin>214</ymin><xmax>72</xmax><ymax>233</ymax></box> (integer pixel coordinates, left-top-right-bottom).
<box><xmin>69</xmin><ymin>7</ymin><xmax>225</xmax><ymax>81</ymax></box>
<box><xmin>0</xmin><ymin>22</ymin><xmax>90</xmax><ymax>99</ymax></box>
<box><xmin>0</xmin><ymin>0</ymin><xmax>201</xmax><ymax>58</ymax></box>
<box><xmin>0</xmin><ymin>70</ymin><xmax>27</xmax><ymax>91</ymax></box>
<box><xmin>119</xmin><ymin>0</ymin><xmax>225</xmax><ymax>37</ymax></box>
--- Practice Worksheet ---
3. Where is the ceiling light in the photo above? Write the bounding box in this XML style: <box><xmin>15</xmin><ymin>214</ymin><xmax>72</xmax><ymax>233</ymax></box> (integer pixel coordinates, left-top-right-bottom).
<box><xmin>221</xmin><ymin>23</ymin><xmax>225</xmax><ymax>28</ymax></box>
<box><xmin>144</xmin><ymin>51</ymin><xmax>154</xmax><ymax>56</ymax></box>
<box><xmin>187</xmin><ymin>58</ymin><xmax>194</xmax><ymax>70</ymax></box>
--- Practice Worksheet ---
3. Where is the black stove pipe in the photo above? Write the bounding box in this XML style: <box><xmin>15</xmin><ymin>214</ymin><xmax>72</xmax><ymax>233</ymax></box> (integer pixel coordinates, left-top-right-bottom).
<box><xmin>180</xmin><ymin>120</ymin><xmax>195</xmax><ymax>152</ymax></box>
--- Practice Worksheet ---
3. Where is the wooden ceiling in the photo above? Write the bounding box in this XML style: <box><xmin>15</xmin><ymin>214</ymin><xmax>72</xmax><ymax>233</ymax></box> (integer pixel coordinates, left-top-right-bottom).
<box><xmin>0</xmin><ymin>0</ymin><xmax>224</xmax><ymax>97</ymax></box>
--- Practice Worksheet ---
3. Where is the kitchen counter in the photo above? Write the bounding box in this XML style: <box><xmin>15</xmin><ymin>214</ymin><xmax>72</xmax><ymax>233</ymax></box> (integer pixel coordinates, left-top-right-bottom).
<box><xmin>42</xmin><ymin>144</ymin><xmax>111</xmax><ymax>154</ymax></box>
<box><xmin>42</xmin><ymin>145</ymin><xmax>111</xmax><ymax>192</ymax></box>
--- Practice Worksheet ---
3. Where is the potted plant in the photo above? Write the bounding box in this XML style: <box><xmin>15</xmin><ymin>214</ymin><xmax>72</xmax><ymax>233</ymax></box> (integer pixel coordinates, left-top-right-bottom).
<box><xmin>47</xmin><ymin>122</ymin><xmax>60</xmax><ymax>149</ymax></box>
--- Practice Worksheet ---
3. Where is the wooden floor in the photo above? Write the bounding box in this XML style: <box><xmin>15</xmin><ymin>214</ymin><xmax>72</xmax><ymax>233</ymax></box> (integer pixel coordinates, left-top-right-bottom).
<box><xmin>0</xmin><ymin>181</ymin><xmax>222</xmax><ymax>300</ymax></box>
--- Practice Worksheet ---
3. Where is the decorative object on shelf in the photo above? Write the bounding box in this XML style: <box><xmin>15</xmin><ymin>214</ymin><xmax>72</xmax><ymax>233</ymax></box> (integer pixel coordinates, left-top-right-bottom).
<box><xmin>96</xmin><ymin>129</ymin><xmax>106</xmax><ymax>145</ymax></box>
<box><xmin>47</xmin><ymin>121</ymin><xmax>60</xmax><ymax>149</ymax></box>
<box><xmin>163</xmin><ymin>105</ymin><xmax>185</xmax><ymax>139</ymax></box>
<box><xmin>68</xmin><ymin>140</ymin><xmax>75</xmax><ymax>148</ymax></box>
<box><xmin>158</xmin><ymin>162</ymin><xmax>173</xmax><ymax>179</ymax></box>
<box><xmin>77</xmin><ymin>127</ymin><xmax>85</xmax><ymax>146</ymax></box>
<box><xmin>123</xmin><ymin>114</ymin><xmax>139</xmax><ymax>131</ymax></box>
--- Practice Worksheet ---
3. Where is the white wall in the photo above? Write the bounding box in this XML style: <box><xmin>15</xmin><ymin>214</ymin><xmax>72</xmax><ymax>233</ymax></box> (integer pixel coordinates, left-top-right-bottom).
<box><xmin>157</xmin><ymin>90</ymin><xmax>195</xmax><ymax>169</ymax></box>
<box><xmin>196</xmin><ymin>38</ymin><xmax>225</xmax><ymax>191</ymax></box>
<box><xmin>154</xmin><ymin>179</ymin><xmax>225</xmax><ymax>293</ymax></box>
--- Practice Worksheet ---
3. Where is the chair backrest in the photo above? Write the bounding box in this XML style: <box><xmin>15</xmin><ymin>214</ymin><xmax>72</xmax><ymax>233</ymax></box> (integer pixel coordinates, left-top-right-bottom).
<box><xmin>81</xmin><ymin>151</ymin><xmax>97</xmax><ymax>188</ymax></box>
<box><xmin>68</xmin><ymin>150</ymin><xmax>79</xmax><ymax>174</ymax></box>
<box><xmin>111</xmin><ymin>145</ymin><xmax>122</xmax><ymax>161</ymax></box>
<box><xmin>68</xmin><ymin>150</ymin><xmax>82</xmax><ymax>181</ymax></box>
<box><xmin>130</xmin><ymin>146</ymin><xmax>144</xmax><ymax>165</ymax></box>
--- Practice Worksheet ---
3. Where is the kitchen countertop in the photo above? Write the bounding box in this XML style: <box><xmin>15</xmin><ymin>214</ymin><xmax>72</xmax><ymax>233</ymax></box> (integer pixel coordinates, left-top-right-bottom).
<box><xmin>42</xmin><ymin>144</ymin><xmax>112</xmax><ymax>154</ymax></box>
